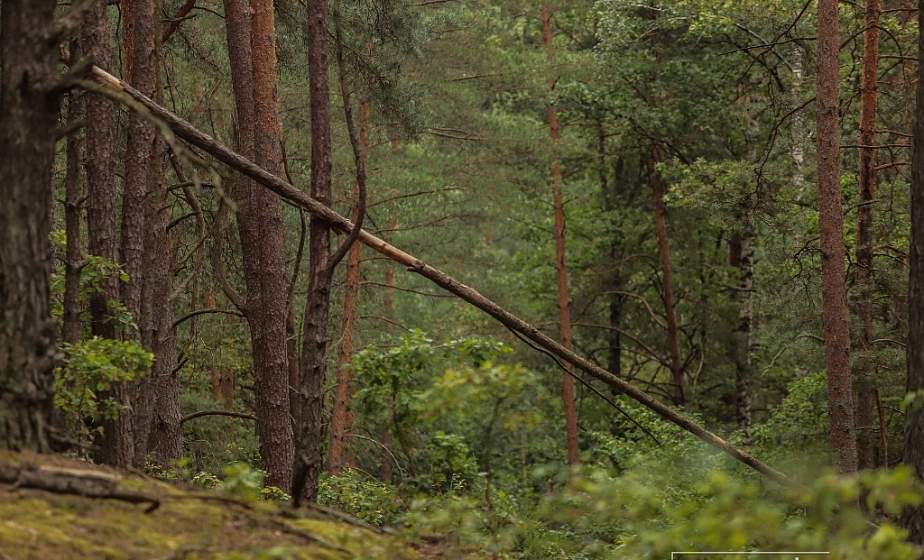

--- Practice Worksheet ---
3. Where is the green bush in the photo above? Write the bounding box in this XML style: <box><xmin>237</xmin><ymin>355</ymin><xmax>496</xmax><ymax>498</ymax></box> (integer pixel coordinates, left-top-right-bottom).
<box><xmin>318</xmin><ymin>468</ymin><xmax>403</xmax><ymax>525</ymax></box>
<box><xmin>54</xmin><ymin>337</ymin><xmax>152</xmax><ymax>444</ymax></box>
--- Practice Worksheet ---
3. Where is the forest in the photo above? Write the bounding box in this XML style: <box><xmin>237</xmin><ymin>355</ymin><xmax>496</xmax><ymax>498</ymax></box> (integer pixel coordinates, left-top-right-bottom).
<box><xmin>3</xmin><ymin>0</ymin><xmax>924</xmax><ymax>558</ymax></box>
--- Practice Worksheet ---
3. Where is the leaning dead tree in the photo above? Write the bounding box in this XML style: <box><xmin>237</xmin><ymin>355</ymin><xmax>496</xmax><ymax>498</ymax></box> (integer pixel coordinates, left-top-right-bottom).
<box><xmin>80</xmin><ymin>64</ymin><xmax>789</xmax><ymax>485</ymax></box>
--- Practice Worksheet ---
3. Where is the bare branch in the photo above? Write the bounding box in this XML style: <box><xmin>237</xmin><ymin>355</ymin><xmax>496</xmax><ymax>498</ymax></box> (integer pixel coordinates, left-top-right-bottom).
<box><xmin>180</xmin><ymin>410</ymin><xmax>256</xmax><ymax>424</ymax></box>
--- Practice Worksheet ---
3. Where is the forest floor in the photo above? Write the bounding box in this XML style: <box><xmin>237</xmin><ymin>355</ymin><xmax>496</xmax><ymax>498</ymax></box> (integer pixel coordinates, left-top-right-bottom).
<box><xmin>0</xmin><ymin>451</ymin><xmax>432</xmax><ymax>559</ymax></box>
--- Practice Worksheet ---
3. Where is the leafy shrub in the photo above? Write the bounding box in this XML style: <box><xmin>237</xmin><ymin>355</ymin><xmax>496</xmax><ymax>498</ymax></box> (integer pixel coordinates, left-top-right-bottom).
<box><xmin>318</xmin><ymin>468</ymin><xmax>403</xmax><ymax>525</ymax></box>
<box><xmin>50</xmin><ymin>229</ymin><xmax>135</xmax><ymax>332</ymax></box>
<box><xmin>518</xmin><ymin>464</ymin><xmax>922</xmax><ymax>560</ymax></box>
<box><xmin>753</xmin><ymin>371</ymin><xmax>829</xmax><ymax>462</ymax></box>
<box><xmin>54</xmin><ymin>337</ymin><xmax>152</xmax><ymax>444</ymax></box>
<box><xmin>218</xmin><ymin>462</ymin><xmax>288</xmax><ymax>502</ymax></box>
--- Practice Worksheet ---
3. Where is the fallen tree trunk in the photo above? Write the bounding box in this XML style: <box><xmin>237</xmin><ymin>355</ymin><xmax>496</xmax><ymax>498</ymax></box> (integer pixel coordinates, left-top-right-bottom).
<box><xmin>0</xmin><ymin>462</ymin><xmax>160</xmax><ymax>512</ymax></box>
<box><xmin>84</xmin><ymin>65</ymin><xmax>789</xmax><ymax>485</ymax></box>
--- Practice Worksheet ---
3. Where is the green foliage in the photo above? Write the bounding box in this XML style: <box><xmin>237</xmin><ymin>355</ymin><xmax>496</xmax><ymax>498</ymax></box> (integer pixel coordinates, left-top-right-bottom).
<box><xmin>522</xmin><ymin>466</ymin><xmax>922</xmax><ymax>560</ymax></box>
<box><xmin>394</xmin><ymin>462</ymin><xmax>923</xmax><ymax>559</ymax></box>
<box><xmin>416</xmin><ymin>431</ymin><xmax>481</xmax><ymax>491</ymax></box>
<box><xmin>319</xmin><ymin>469</ymin><xmax>403</xmax><ymax>526</ymax></box>
<box><xmin>54</xmin><ymin>337</ymin><xmax>152</xmax><ymax>442</ymax></box>
<box><xmin>216</xmin><ymin>462</ymin><xmax>289</xmax><ymax>503</ymax></box>
<box><xmin>753</xmin><ymin>372</ymin><xmax>829</xmax><ymax>460</ymax></box>
<box><xmin>218</xmin><ymin>462</ymin><xmax>267</xmax><ymax>501</ymax></box>
<box><xmin>42</xmin><ymin>0</ymin><xmax>924</xmax><ymax>554</ymax></box>
<box><xmin>49</xmin><ymin>229</ymin><xmax>135</xmax><ymax>331</ymax></box>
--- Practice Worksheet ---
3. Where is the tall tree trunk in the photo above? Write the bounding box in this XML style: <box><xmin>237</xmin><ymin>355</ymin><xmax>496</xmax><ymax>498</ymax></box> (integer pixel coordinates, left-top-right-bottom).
<box><xmin>329</xmin><ymin>98</ymin><xmax>371</xmax><ymax>475</ymax></box>
<box><xmin>100</xmin><ymin>0</ymin><xmax>158</xmax><ymax>468</ymax></box>
<box><xmin>328</xmin><ymin>223</ymin><xmax>362</xmax><ymax>475</ymax></box>
<box><xmin>236</xmin><ymin>0</ymin><xmax>294</xmax><ymax>492</ymax></box>
<box><xmin>728</xmin><ymin>226</ymin><xmax>755</xmax><ymax>441</ymax></box>
<box><xmin>144</xmin><ymin>149</ymin><xmax>180</xmax><ymax>464</ymax></box>
<box><xmin>0</xmin><ymin>0</ymin><xmax>60</xmax><ymax>452</ymax></box>
<box><xmin>542</xmin><ymin>5</ymin><xmax>580</xmax><ymax>467</ymax></box>
<box><xmin>650</xmin><ymin>147</ymin><xmax>684</xmax><ymax>405</ymax></box>
<box><xmin>901</xmin><ymin>0</ymin><xmax>924</xmax><ymax>543</ymax></box>
<box><xmin>855</xmin><ymin>0</ymin><xmax>882</xmax><ymax>471</ymax></box>
<box><xmin>121</xmin><ymin>0</ymin><xmax>156</xmax><ymax>341</ymax></box>
<box><xmin>294</xmin><ymin>0</ymin><xmax>335</xmax><ymax>503</ymax></box>
<box><xmin>144</xmin><ymin>19</ymin><xmax>181</xmax><ymax>464</ymax></box>
<box><xmin>81</xmin><ymin>1</ymin><xmax>119</xmax><ymax>340</ymax></box>
<box><xmin>63</xmin><ymin>84</ymin><xmax>84</xmax><ymax>346</ymax></box>
<box><xmin>816</xmin><ymin>0</ymin><xmax>858</xmax><ymax>474</ymax></box>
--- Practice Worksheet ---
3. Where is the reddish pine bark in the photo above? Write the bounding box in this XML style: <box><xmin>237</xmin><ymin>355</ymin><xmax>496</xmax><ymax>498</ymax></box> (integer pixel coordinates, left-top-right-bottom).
<box><xmin>252</xmin><ymin>0</ymin><xmax>297</xmax><ymax>491</ymax></box>
<box><xmin>223</xmin><ymin>0</ymin><xmax>294</xmax><ymax>491</ymax></box>
<box><xmin>120</xmin><ymin>0</ymin><xmax>156</xmax><ymax>337</ymax></box>
<box><xmin>329</xmin><ymin>98</ymin><xmax>372</xmax><ymax>474</ymax></box>
<box><xmin>816</xmin><ymin>0</ymin><xmax>858</xmax><ymax>474</ymax></box>
<box><xmin>855</xmin><ymin>0</ymin><xmax>882</xmax><ymax>470</ymax></box>
<box><xmin>294</xmin><ymin>0</ymin><xmax>336</xmax><ymax>503</ymax></box>
<box><xmin>650</xmin><ymin>147</ymin><xmax>685</xmax><ymax>406</ymax></box>
<box><xmin>0</xmin><ymin>0</ymin><xmax>60</xmax><ymax>452</ymax></box>
<box><xmin>219</xmin><ymin>0</ymin><xmax>254</xmax><ymax>301</ymax></box>
<box><xmin>99</xmin><ymin>0</ymin><xmax>160</xmax><ymax>468</ymax></box>
<box><xmin>328</xmin><ymin>231</ymin><xmax>362</xmax><ymax>474</ymax></box>
<box><xmin>542</xmin><ymin>5</ymin><xmax>579</xmax><ymax>466</ymax></box>
<box><xmin>901</xmin><ymin>0</ymin><xmax>924</xmax><ymax>543</ymax></box>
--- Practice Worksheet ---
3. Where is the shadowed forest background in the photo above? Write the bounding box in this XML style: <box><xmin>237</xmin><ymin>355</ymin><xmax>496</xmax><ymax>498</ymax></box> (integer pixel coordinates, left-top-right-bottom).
<box><xmin>5</xmin><ymin>0</ymin><xmax>924</xmax><ymax>557</ymax></box>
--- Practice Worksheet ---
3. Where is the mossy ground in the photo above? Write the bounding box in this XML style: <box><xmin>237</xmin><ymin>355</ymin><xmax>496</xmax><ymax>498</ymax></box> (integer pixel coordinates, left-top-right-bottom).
<box><xmin>0</xmin><ymin>452</ymin><xmax>420</xmax><ymax>559</ymax></box>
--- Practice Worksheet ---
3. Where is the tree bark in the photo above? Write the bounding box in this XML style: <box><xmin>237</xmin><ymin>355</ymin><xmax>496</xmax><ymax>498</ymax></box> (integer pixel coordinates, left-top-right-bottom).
<box><xmin>294</xmin><ymin>0</ymin><xmax>335</xmax><ymax>503</ymax></box>
<box><xmin>854</xmin><ymin>0</ymin><xmax>882</xmax><ymax>471</ymax></box>
<box><xmin>816</xmin><ymin>0</ymin><xmax>858</xmax><ymax>474</ymax></box>
<box><xmin>329</xmin><ymin>98</ymin><xmax>371</xmax><ymax>475</ymax></box>
<box><xmin>143</xmin><ymin>17</ymin><xmax>181</xmax><ymax>465</ymax></box>
<box><xmin>542</xmin><ymin>4</ymin><xmax>580</xmax><ymax>467</ymax></box>
<box><xmin>0</xmin><ymin>0</ymin><xmax>61</xmax><ymax>452</ymax></box>
<box><xmin>99</xmin><ymin>0</ymin><xmax>158</xmax><ymax>469</ymax></box>
<box><xmin>63</xmin><ymin>84</ymin><xmax>84</xmax><ymax>346</ymax></box>
<box><xmin>83</xmin><ymin>65</ymin><xmax>791</xmax><ymax>484</ymax></box>
<box><xmin>650</xmin><ymin>147</ymin><xmax>684</xmax><ymax>405</ymax></box>
<box><xmin>901</xmin><ymin>0</ymin><xmax>924</xmax><ymax>543</ymax></box>
<box><xmin>112</xmin><ymin>0</ymin><xmax>156</xmax><ymax>467</ymax></box>
<box><xmin>222</xmin><ymin>0</ymin><xmax>295</xmax><ymax>491</ymax></box>
<box><xmin>81</xmin><ymin>0</ymin><xmax>119</xmax><ymax>340</ymax></box>
<box><xmin>120</xmin><ymin>0</ymin><xmax>156</xmax><ymax>340</ymax></box>
<box><xmin>328</xmin><ymin>225</ymin><xmax>362</xmax><ymax>475</ymax></box>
